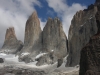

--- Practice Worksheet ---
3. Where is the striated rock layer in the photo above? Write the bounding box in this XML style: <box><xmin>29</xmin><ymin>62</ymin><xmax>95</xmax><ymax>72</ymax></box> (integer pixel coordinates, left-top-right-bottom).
<box><xmin>1</xmin><ymin>27</ymin><xmax>23</xmax><ymax>54</ymax></box>
<box><xmin>79</xmin><ymin>8</ymin><xmax>100</xmax><ymax>75</ymax></box>
<box><xmin>66</xmin><ymin>2</ymin><xmax>98</xmax><ymax>66</ymax></box>
<box><xmin>19</xmin><ymin>11</ymin><xmax>42</xmax><ymax>62</ymax></box>
<box><xmin>37</xmin><ymin>17</ymin><xmax>67</xmax><ymax>66</ymax></box>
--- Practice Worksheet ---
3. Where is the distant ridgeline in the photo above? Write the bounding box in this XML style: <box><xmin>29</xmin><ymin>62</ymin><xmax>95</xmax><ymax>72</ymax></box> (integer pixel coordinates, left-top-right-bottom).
<box><xmin>0</xmin><ymin>0</ymin><xmax>100</xmax><ymax>72</ymax></box>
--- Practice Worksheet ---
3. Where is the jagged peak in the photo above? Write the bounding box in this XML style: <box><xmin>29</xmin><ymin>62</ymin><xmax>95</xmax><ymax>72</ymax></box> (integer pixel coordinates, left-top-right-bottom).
<box><xmin>48</xmin><ymin>17</ymin><xmax>52</xmax><ymax>20</ymax></box>
<box><xmin>45</xmin><ymin>17</ymin><xmax>62</xmax><ymax>30</ymax></box>
<box><xmin>5</xmin><ymin>27</ymin><xmax>17</xmax><ymax>40</ymax></box>
<box><xmin>6</xmin><ymin>27</ymin><xmax>15</xmax><ymax>35</ymax></box>
<box><xmin>76</xmin><ymin>10</ymin><xmax>84</xmax><ymax>15</ymax></box>
<box><xmin>31</xmin><ymin>10</ymin><xmax>38</xmax><ymax>17</ymax></box>
<box><xmin>47</xmin><ymin>17</ymin><xmax>61</xmax><ymax>25</ymax></box>
<box><xmin>47</xmin><ymin>17</ymin><xmax>60</xmax><ymax>21</ymax></box>
<box><xmin>26</xmin><ymin>10</ymin><xmax>40</xmax><ymax>26</ymax></box>
<box><xmin>54</xmin><ymin>17</ymin><xmax>60</xmax><ymax>21</ymax></box>
<box><xmin>73</xmin><ymin>10</ymin><xmax>84</xmax><ymax>20</ymax></box>
<box><xmin>8</xmin><ymin>27</ymin><xmax>14</xmax><ymax>29</ymax></box>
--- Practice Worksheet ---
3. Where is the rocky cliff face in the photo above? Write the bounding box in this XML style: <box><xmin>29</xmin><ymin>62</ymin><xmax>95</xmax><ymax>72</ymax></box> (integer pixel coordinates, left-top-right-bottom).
<box><xmin>43</xmin><ymin>18</ymin><xmax>67</xmax><ymax>58</ymax></box>
<box><xmin>79</xmin><ymin>8</ymin><xmax>100</xmax><ymax>75</ymax></box>
<box><xmin>1</xmin><ymin>27</ymin><xmax>23</xmax><ymax>54</ymax></box>
<box><xmin>43</xmin><ymin>17</ymin><xmax>67</xmax><ymax>58</ymax></box>
<box><xmin>66</xmin><ymin>3</ymin><xmax>98</xmax><ymax>66</ymax></box>
<box><xmin>36</xmin><ymin>17</ymin><xmax>67</xmax><ymax>66</ymax></box>
<box><xmin>19</xmin><ymin>11</ymin><xmax>42</xmax><ymax>62</ymax></box>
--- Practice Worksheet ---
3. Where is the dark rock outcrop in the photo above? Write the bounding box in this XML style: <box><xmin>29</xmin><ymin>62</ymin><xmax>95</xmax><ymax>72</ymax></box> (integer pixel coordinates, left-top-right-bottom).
<box><xmin>0</xmin><ymin>58</ymin><xmax>4</xmax><ymax>63</ymax></box>
<box><xmin>57</xmin><ymin>59</ymin><xmax>63</xmax><ymax>68</ymax></box>
<box><xmin>19</xmin><ymin>11</ymin><xmax>42</xmax><ymax>62</ymax></box>
<box><xmin>1</xmin><ymin>27</ymin><xmax>23</xmax><ymax>54</ymax></box>
<box><xmin>37</xmin><ymin>17</ymin><xmax>67</xmax><ymax>66</ymax></box>
<box><xmin>66</xmin><ymin>3</ymin><xmax>98</xmax><ymax>67</ymax></box>
<box><xmin>79</xmin><ymin>5</ymin><xmax>100</xmax><ymax>75</ymax></box>
<box><xmin>95</xmin><ymin>0</ymin><xmax>100</xmax><ymax>4</ymax></box>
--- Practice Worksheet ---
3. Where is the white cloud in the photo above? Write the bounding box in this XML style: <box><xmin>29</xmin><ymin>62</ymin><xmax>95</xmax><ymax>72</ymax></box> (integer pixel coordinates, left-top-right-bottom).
<box><xmin>46</xmin><ymin>0</ymin><xmax>86</xmax><ymax>37</ymax></box>
<box><xmin>0</xmin><ymin>8</ymin><xmax>27</xmax><ymax>41</ymax></box>
<box><xmin>0</xmin><ymin>0</ymin><xmax>44</xmax><ymax>48</ymax></box>
<box><xmin>47</xmin><ymin>0</ymin><xmax>68</xmax><ymax>15</ymax></box>
<box><xmin>0</xmin><ymin>0</ymin><xmax>42</xmax><ymax>15</ymax></box>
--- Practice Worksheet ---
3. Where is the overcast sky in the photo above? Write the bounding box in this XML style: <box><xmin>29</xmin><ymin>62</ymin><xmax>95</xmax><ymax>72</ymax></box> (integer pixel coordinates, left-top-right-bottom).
<box><xmin>0</xmin><ymin>0</ymin><xmax>95</xmax><ymax>48</ymax></box>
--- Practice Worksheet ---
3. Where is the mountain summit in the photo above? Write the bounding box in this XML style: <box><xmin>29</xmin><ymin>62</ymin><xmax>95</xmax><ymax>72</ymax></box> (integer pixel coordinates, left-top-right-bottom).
<box><xmin>1</xmin><ymin>27</ymin><xmax>23</xmax><ymax>54</ymax></box>
<box><xmin>19</xmin><ymin>11</ymin><xmax>42</xmax><ymax>63</ymax></box>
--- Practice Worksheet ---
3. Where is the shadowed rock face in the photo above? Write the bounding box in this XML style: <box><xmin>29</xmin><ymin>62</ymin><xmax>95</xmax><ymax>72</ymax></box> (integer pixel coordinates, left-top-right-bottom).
<box><xmin>0</xmin><ymin>58</ymin><xmax>4</xmax><ymax>63</ymax></box>
<box><xmin>1</xmin><ymin>27</ymin><xmax>23</xmax><ymax>54</ymax></box>
<box><xmin>66</xmin><ymin>3</ymin><xmax>98</xmax><ymax>67</ymax></box>
<box><xmin>95</xmin><ymin>0</ymin><xmax>100</xmax><ymax>4</ymax></box>
<box><xmin>36</xmin><ymin>17</ymin><xmax>67</xmax><ymax>66</ymax></box>
<box><xmin>79</xmin><ymin>5</ymin><xmax>100</xmax><ymax>75</ymax></box>
<box><xmin>19</xmin><ymin>11</ymin><xmax>42</xmax><ymax>61</ymax></box>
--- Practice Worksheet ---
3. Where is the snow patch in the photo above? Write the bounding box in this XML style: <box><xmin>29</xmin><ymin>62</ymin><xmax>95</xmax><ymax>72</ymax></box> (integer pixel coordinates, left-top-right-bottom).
<box><xmin>0</xmin><ymin>53</ymin><xmax>79</xmax><ymax>74</ymax></box>
<box><xmin>56</xmin><ymin>55</ymin><xmax>68</xmax><ymax>70</ymax></box>
<box><xmin>35</xmin><ymin>53</ymin><xmax>47</xmax><ymax>59</ymax></box>
<box><xmin>51</xmin><ymin>50</ymin><xmax>54</xmax><ymax>52</ymax></box>
<box><xmin>89</xmin><ymin>17</ymin><xmax>93</xmax><ymax>19</ymax></box>
<box><xmin>0</xmin><ymin>53</ymin><xmax>58</xmax><ymax>71</ymax></box>
<box><xmin>89</xmin><ymin>15</ymin><xmax>93</xmax><ymax>19</ymax></box>
<box><xmin>0</xmin><ymin>53</ymin><xmax>19</xmax><ymax>63</ymax></box>
<box><xmin>80</xmin><ymin>25</ymin><xmax>83</xmax><ymax>27</ymax></box>
<box><xmin>80</xmin><ymin>22</ymin><xmax>86</xmax><ymax>27</ymax></box>
<box><xmin>0</xmin><ymin>49</ymin><xmax>11</xmax><ymax>54</ymax></box>
<box><xmin>21</xmin><ymin>52</ymin><xmax>30</xmax><ymax>56</ymax></box>
<box><xmin>63</xmin><ymin>67</ymin><xmax>79</xmax><ymax>73</ymax></box>
<box><xmin>0</xmin><ymin>53</ymin><xmax>7</xmax><ymax>56</ymax></box>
